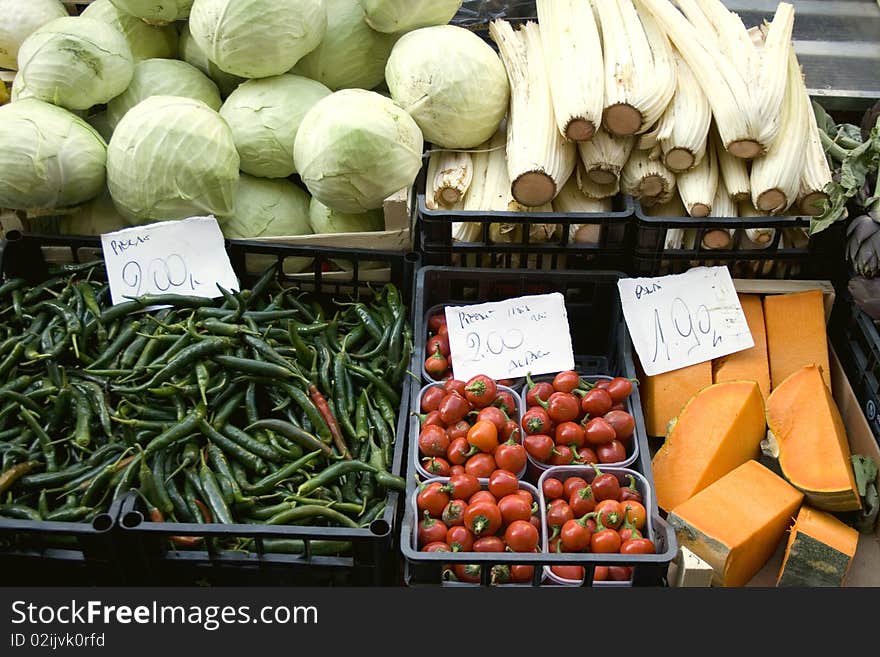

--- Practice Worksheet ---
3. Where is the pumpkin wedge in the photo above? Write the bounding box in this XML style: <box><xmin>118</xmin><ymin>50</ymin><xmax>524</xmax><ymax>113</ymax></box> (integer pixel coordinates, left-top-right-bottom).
<box><xmin>763</xmin><ymin>289</ymin><xmax>830</xmax><ymax>389</ymax></box>
<box><xmin>639</xmin><ymin>360</ymin><xmax>712</xmax><ymax>437</ymax></box>
<box><xmin>653</xmin><ymin>380</ymin><xmax>766</xmax><ymax>512</ymax></box>
<box><xmin>712</xmin><ymin>294</ymin><xmax>770</xmax><ymax>401</ymax></box>
<box><xmin>765</xmin><ymin>364</ymin><xmax>861</xmax><ymax>512</ymax></box>
<box><xmin>777</xmin><ymin>505</ymin><xmax>859</xmax><ymax>587</ymax></box>
<box><xmin>668</xmin><ymin>460</ymin><xmax>804</xmax><ymax>587</ymax></box>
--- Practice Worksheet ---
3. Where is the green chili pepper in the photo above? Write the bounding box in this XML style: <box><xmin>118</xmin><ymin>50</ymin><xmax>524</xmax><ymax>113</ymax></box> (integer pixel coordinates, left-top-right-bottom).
<box><xmin>142</xmin><ymin>404</ymin><xmax>207</xmax><ymax>458</ymax></box>
<box><xmin>265</xmin><ymin>505</ymin><xmax>359</xmax><ymax>529</ymax></box>
<box><xmin>199</xmin><ymin>457</ymin><xmax>234</xmax><ymax>524</ymax></box>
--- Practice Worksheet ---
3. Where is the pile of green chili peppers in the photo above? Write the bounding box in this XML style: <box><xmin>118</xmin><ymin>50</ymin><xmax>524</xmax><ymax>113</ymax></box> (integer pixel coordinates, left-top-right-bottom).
<box><xmin>0</xmin><ymin>260</ymin><xmax>411</xmax><ymax>555</ymax></box>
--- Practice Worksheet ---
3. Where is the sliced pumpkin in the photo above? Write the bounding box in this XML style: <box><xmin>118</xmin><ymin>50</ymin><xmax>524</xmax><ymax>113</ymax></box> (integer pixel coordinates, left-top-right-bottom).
<box><xmin>653</xmin><ymin>380</ymin><xmax>766</xmax><ymax>512</ymax></box>
<box><xmin>763</xmin><ymin>289</ymin><xmax>830</xmax><ymax>389</ymax></box>
<box><xmin>712</xmin><ymin>294</ymin><xmax>770</xmax><ymax>401</ymax></box>
<box><xmin>639</xmin><ymin>360</ymin><xmax>713</xmax><ymax>437</ymax></box>
<box><xmin>766</xmin><ymin>364</ymin><xmax>861</xmax><ymax>512</ymax></box>
<box><xmin>777</xmin><ymin>505</ymin><xmax>859</xmax><ymax>587</ymax></box>
<box><xmin>668</xmin><ymin>460</ymin><xmax>804</xmax><ymax>587</ymax></box>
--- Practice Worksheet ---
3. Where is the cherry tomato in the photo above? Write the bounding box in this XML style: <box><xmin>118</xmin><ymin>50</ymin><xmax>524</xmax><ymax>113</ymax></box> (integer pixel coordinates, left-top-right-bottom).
<box><xmin>424</xmin><ymin>347</ymin><xmax>448</xmax><ymax>378</ymax></box>
<box><xmin>549</xmin><ymin>445</ymin><xmax>573</xmax><ymax>466</ymax></box>
<box><xmin>444</xmin><ymin>379</ymin><xmax>467</xmax><ymax>397</ymax></box>
<box><xmin>467</xmin><ymin>420</ymin><xmax>499</xmax><ymax>454</ymax></box>
<box><xmin>446</xmin><ymin>437</ymin><xmax>472</xmax><ymax>466</ymax></box>
<box><xmin>580</xmin><ymin>388</ymin><xmax>613</xmax><ymax>417</ymax></box>
<box><xmin>530</xmin><ymin>514</ymin><xmax>542</xmax><ymax>533</ymax></box>
<box><xmin>442</xmin><ymin>499</ymin><xmax>468</xmax><ymax>527</ymax></box>
<box><xmin>510</xmin><ymin>564</ymin><xmax>535</xmax><ymax>583</ymax></box>
<box><xmin>542</xmin><ymin>477</ymin><xmax>564</xmax><ymax>500</ymax></box>
<box><xmin>490</xmin><ymin>565</ymin><xmax>512</xmax><ymax>585</ymax></box>
<box><xmin>464</xmin><ymin>453</ymin><xmax>497</xmax><ymax>478</ymax></box>
<box><xmin>569</xmin><ymin>486</ymin><xmax>596</xmax><ymax>517</ymax></box>
<box><xmin>418</xmin><ymin>511</ymin><xmax>448</xmax><ymax>547</ymax></box>
<box><xmin>555</xmin><ymin>421</ymin><xmax>585</xmax><ymax>448</ymax></box>
<box><xmin>493</xmin><ymin>391</ymin><xmax>517</xmax><ymax>418</ymax></box>
<box><xmin>621</xmin><ymin>538</ymin><xmax>656</xmax><ymax>554</ymax></box>
<box><xmin>597</xmin><ymin>439</ymin><xmax>627</xmax><ymax>464</ymax></box>
<box><xmin>562</xmin><ymin>477</ymin><xmax>589</xmax><ymax>498</ymax></box>
<box><xmin>465</xmin><ymin>502</ymin><xmax>502</xmax><ymax>536</ymax></box>
<box><xmin>619</xmin><ymin>475</ymin><xmax>644</xmax><ymax>504</ymax></box>
<box><xmin>416</xmin><ymin>482</ymin><xmax>449</xmax><ymax>517</ymax></box>
<box><xmin>446</xmin><ymin>421</ymin><xmax>471</xmax><ymax>442</ymax></box>
<box><xmin>620</xmin><ymin>500</ymin><xmax>647</xmax><ymax>530</ymax></box>
<box><xmin>593</xmin><ymin>565</ymin><xmax>609</xmax><ymax>581</ymax></box>
<box><xmin>464</xmin><ymin>375</ymin><xmax>497</xmax><ymax>408</ymax></box>
<box><xmin>488</xmin><ymin>469</ymin><xmax>519</xmax><ymax>499</ymax></box>
<box><xmin>477</xmin><ymin>406</ymin><xmax>508</xmax><ymax>434</ymax></box>
<box><xmin>552</xmin><ymin>370</ymin><xmax>582</xmax><ymax>393</ymax></box>
<box><xmin>546</xmin><ymin>499</ymin><xmax>574</xmax><ymax>529</ymax></box>
<box><xmin>546</xmin><ymin>392</ymin><xmax>580</xmax><ymax>423</ymax></box>
<box><xmin>498</xmin><ymin>494</ymin><xmax>532</xmax><ymax>526</ymax></box>
<box><xmin>526</xmin><ymin>381</ymin><xmax>554</xmax><ymax>407</ymax></box>
<box><xmin>426</xmin><ymin>333</ymin><xmax>450</xmax><ymax>358</ymax></box>
<box><xmin>428</xmin><ymin>313</ymin><xmax>446</xmax><ymax>333</ymax></box>
<box><xmin>473</xmin><ymin>536</ymin><xmax>505</xmax><ymax>552</ymax></box>
<box><xmin>522</xmin><ymin>407</ymin><xmax>551</xmax><ymax>435</ymax></box>
<box><xmin>418</xmin><ymin>410</ymin><xmax>444</xmax><ymax>427</ymax></box>
<box><xmin>594</xmin><ymin>380</ymin><xmax>611</xmax><ymax>390</ymax></box>
<box><xmin>468</xmin><ymin>490</ymin><xmax>497</xmax><ymax>506</ymax></box>
<box><xmin>523</xmin><ymin>433</ymin><xmax>554</xmax><ymax>462</ymax></box>
<box><xmin>590</xmin><ymin>465</ymin><xmax>621</xmax><ymax>502</ymax></box>
<box><xmin>497</xmin><ymin>379</ymin><xmax>514</xmax><ymax>387</ymax></box>
<box><xmin>618</xmin><ymin>523</ymin><xmax>642</xmax><ymax>543</ymax></box>
<box><xmin>604</xmin><ymin>410</ymin><xmax>635</xmax><ymax>442</ymax></box>
<box><xmin>452</xmin><ymin>564</ymin><xmax>481</xmax><ymax>583</ymax></box>
<box><xmin>449</xmin><ymin>465</ymin><xmax>465</xmax><ymax>476</ymax></box>
<box><xmin>560</xmin><ymin>518</ymin><xmax>592</xmax><ymax>552</ymax></box>
<box><xmin>596</xmin><ymin>499</ymin><xmax>623</xmax><ymax>529</ymax></box>
<box><xmin>422</xmin><ymin>541</ymin><xmax>451</xmax><ymax>553</ymax></box>
<box><xmin>420</xmin><ymin>386</ymin><xmax>446</xmax><ymax>413</ymax></box>
<box><xmin>446</xmin><ymin>525</ymin><xmax>474</xmax><ymax>552</ymax></box>
<box><xmin>583</xmin><ymin>417</ymin><xmax>617</xmax><ymax>446</ymax></box>
<box><xmin>418</xmin><ymin>424</ymin><xmax>450</xmax><ymax>458</ymax></box>
<box><xmin>421</xmin><ymin>456</ymin><xmax>451</xmax><ymax>477</ymax></box>
<box><xmin>551</xmin><ymin>565</ymin><xmax>585</xmax><ymax>581</ymax></box>
<box><xmin>609</xmin><ymin>402</ymin><xmax>625</xmax><ymax>412</ymax></box>
<box><xmin>439</xmin><ymin>393</ymin><xmax>471</xmax><ymax>425</ymax></box>
<box><xmin>443</xmin><ymin>473</ymin><xmax>481</xmax><ymax>501</ymax></box>
<box><xmin>500</xmin><ymin>419</ymin><xmax>520</xmax><ymax>443</ymax></box>
<box><xmin>606</xmin><ymin>377</ymin><xmax>635</xmax><ymax>403</ymax></box>
<box><xmin>591</xmin><ymin>528</ymin><xmax>622</xmax><ymax>554</ymax></box>
<box><xmin>504</xmin><ymin>520</ymin><xmax>539</xmax><ymax>552</ymax></box>
<box><xmin>494</xmin><ymin>439</ymin><xmax>527</xmax><ymax>474</ymax></box>
<box><xmin>576</xmin><ymin>447</ymin><xmax>598</xmax><ymax>464</ymax></box>
<box><xmin>608</xmin><ymin>566</ymin><xmax>634</xmax><ymax>581</ymax></box>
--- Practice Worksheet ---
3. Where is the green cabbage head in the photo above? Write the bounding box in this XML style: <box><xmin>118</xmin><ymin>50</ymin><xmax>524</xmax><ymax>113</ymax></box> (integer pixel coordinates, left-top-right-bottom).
<box><xmin>82</xmin><ymin>0</ymin><xmax>178</xmax><ymax>62</ymax></box>
<box><xmin>107</xmin><ymin>95</ymin><xmax>240</xmax><ymax>225</ymax></box>
<box><xmin>358</xmin><ymin>0</ymin><xmax>462</xmax><ymax>34</ymax></box>
<box><xmin>308</xmin><ymin>198</ymin><xmax>384</xmax><ymax>234</ymax></box>
<box><xmin>0</xmin><ymin>99</ymin><xmax>107</xmax><ymax>210</ymax></box>
<box><xmin>108</xmin><ymin>0</ymin><xmax>194</xmax><ymax>25</ymax></box>
<box><xmin>178</xmin><ymin>22</ymin><xmax>244</xmax><ymax>98</ymax></box>
<box><xmin>220</xmin><ymin>75</ymin><xmax>330</xmax><ymax>179</ymax></box>
<box><xmin>294</xmin><ymin>89</ymin><xmax>424</xmax><ymax>213</ymax></box>
<box><xmin>189</xmin><ymin>0</ymin><xmax>326</xmax><ymax>79</ymax></box>
<box><xmin>107</xmin><ymin>59</ymin><xmax>221</xmax><ymax>130</ymax></box>
<box><xmin>0</xmin><ymin>0</ymin><xmax>68</xmax><ymax>70</ymax></box>
<box><xmin>58</xmin><ymin>188</ymin><xmax>128</xmax><ymax>236</ymax></box>
<box><xmin>219</xmin><ymin>175</ymin><xmax>312</xmax><ymax>239</ymax></box>
<box><xmin>16</xmin><ymin>17</ymin><xmax>134</xmax><ymax>111</ymax></box>
<box><xmin>386</xmin><ymin>25</ymin><xmax>509</xmax><ymax>149</ymax></box>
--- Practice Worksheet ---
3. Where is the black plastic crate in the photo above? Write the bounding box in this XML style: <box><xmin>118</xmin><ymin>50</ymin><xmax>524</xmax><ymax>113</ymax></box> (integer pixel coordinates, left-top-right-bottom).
<box><xmin>632</xmin><ymin>199</ymin><xmax>847</xmax><ymax>282</ymax></box>
<box><xmin>830</xmin><ymin>296</ymin><xmax>880</xmax><ymax>446</ymax></box>
<box><xmin>0</xmin><ymin>231</ymin><xmax>418</xmax><ymax>586</ymax></box>
<box><xmin>401</xmin><ymin>266</ymin><xmax>673</xmax><ymax>586</ymax></box>
<box><xmin>416</xmin><ymin>162</ymin><xmax>636</xmax><ymax>270</ymax></box>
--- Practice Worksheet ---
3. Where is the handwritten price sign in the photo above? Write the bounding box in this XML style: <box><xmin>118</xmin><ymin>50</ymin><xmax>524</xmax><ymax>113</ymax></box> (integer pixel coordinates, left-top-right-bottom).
<box><xmin>101</xmin><ymin>216</ymin><xmax>239</xmax><ymax>306</ymax></box>
<box><xmin>444</xmin><ymin>293</ymin><xmax>575</xmax><ymax>382</ymax></box>
<box><xmin>618</xmin><ymin>267</ymin><xmax>754</xmax><ymax>376</ymax></box>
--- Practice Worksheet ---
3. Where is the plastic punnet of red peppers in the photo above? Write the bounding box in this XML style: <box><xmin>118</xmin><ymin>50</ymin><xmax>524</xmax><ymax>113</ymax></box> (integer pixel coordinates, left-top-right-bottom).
<box><xmin>0</xmin><ymin>260</ymin><xmax>410</xmax><ymax>555</ymax></box>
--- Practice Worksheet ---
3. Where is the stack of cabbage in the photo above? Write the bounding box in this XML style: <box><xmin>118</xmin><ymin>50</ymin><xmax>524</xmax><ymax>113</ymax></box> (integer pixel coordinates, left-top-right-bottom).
<box><xmin>0</xmin><ymin>0</ymin><xmax>508</xmax><ymax>254</ymax></box>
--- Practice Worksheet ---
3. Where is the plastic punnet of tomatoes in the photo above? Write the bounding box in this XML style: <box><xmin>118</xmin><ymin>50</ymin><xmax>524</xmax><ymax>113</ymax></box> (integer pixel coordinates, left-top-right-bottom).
<box><xmin>538</xmin><ymin>465</ymin><xmax>666</xmax><ymax>587</ymax></box>
<box><xmin>413</xmin><ymin>476</ymin><xmax>545</xmax><ymax>586</ymax></box>
<box><xmin>518</xmin><ymin>372</ymin><xmax>640</xmax><ymax>477</ymax></box>
<box><xmin>421</xmin><ymin>305</ymin><xmax>520</xmax><ymax>388</ymax></box>
<box><xmin>414</xmin><ymin>377</ymin><xmax>527</xmax><ymax>480</ymax></box>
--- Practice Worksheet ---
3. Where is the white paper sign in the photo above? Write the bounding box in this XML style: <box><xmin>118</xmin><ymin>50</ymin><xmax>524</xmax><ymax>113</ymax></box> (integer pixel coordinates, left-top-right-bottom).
<box><xmin>618</xmin><ymin>267</ymin><xmax>754</xmax><ymax>376</ymax></box>
<box><xmin>101</xmin><ymin>216</ymin><xmax>239</xmax><ymax>306</ymax></box>
<box><xmin>444</xmin><ymin>293</ymin><xmax>575</xmax><ymax>381</ymax></box>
